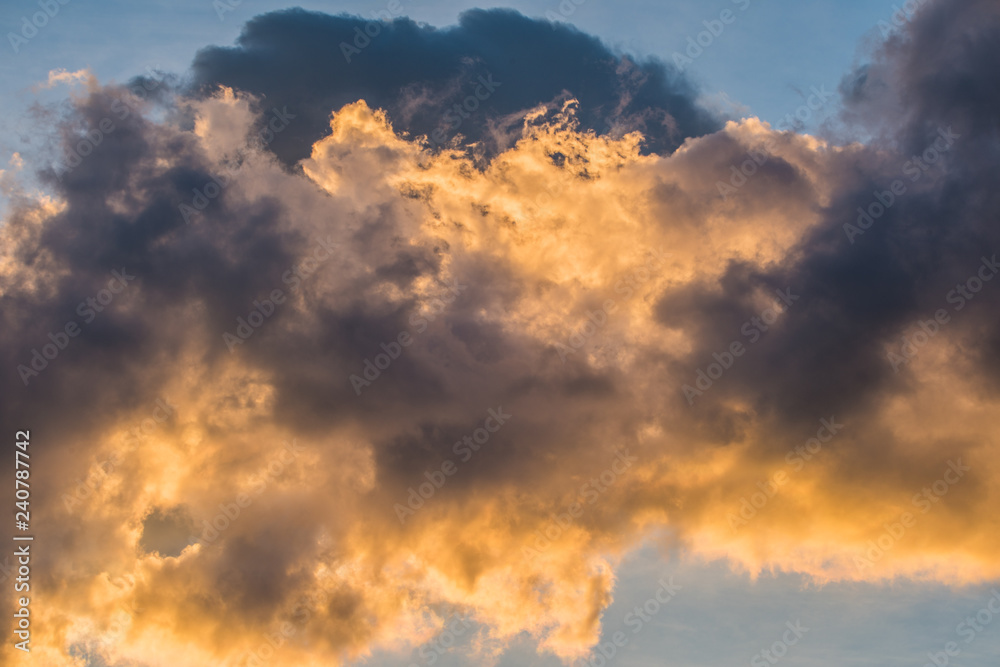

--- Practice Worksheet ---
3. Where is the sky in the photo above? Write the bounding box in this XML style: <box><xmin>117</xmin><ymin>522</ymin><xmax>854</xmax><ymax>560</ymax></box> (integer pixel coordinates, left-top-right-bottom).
<box><xmin>0</xmin><ymin>0</ymin><xmax>889</xmax><ymax>147</ymax></box>
<box><xmin>1</xmin><ymin>0</ymin><xmax>1000</xmax><ymax>666</ymax></box>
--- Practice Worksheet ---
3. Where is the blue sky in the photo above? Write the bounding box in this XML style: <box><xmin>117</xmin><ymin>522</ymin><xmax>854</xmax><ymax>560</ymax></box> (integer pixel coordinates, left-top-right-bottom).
<box><xmin>2</xmin><ymin>0</ymin><xmax>891</xmax><ymax>157</ymax></box>
<box><xmin>357</xmin><ymin>546</ymin><xmax>1000</xmax><ymax>667</ymax></box>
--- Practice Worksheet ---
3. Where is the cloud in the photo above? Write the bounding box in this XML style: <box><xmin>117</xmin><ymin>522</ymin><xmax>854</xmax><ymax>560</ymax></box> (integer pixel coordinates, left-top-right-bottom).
<box><xmin>188</xmin><ymin>7</ymin><xmax>721</xmax><ymax>165</ymax></box>
<box><xmin>34</xmin><ymin>67</ymin><xmax>96</xmax><ymax>92</ymax></box>
<box><xmin>1</xmin><ymin>1</ymin><xmax>1000</xmax><ymax>664</ymax></box>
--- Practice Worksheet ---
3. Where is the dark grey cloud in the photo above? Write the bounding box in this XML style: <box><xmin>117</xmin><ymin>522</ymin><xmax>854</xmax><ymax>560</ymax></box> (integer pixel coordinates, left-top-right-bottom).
<box><xmin>188</xmin><ymin>7</ymin><xmax>720</xmax><ymax>164</ymax></box>
<box><xmin>664</xmin><ymin>0</ymin><xmax>1000</xmax><ymax>441</ymax></box>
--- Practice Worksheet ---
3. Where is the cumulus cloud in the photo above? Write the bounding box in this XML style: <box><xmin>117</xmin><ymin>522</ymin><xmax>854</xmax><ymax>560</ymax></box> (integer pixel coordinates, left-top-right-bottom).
<box><xmin>187</xmin><ymin>7</ymin><xmax>720</xmax><ymax>164</ymax></box>
<box><xmin>33</xmin><ymin>68</ymin><xmax>97</xmax><ymax>92</ymax></box>
<box><xmin>1</xmin><ymin>1</ymin><xmax>999</xmax><ymax>664</ymax></box>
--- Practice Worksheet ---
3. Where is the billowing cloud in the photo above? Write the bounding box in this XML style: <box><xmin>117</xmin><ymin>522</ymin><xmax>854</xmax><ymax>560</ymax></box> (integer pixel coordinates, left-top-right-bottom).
<box><xmin>186</xmin><ymin>7</ymin><xmax>720</xmax><ymax>164</ymax></box>
<box><xmin>1</xmin><ymin>1</ymin><xmax>999</xmax><ymax>665</ymax></box>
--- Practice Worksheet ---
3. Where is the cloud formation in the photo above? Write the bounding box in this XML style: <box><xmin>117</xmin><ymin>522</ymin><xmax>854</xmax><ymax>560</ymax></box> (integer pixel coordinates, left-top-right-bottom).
<box><xmin>1</xmin><ymin>1</ymin><xmax>999</xmax><ymax>664</ymax></box>
<box><xmin>187</xmin><ymin>7</ymin><xmax>720</xmax><ymax>163</ymax></box>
